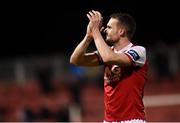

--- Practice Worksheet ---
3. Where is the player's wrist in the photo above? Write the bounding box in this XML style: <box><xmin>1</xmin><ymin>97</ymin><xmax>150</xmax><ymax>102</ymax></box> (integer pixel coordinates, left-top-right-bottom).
<box><xmin>84</xmin><ymin>34</ymin><xmax>93</xmax><ymax>42</ymax></box>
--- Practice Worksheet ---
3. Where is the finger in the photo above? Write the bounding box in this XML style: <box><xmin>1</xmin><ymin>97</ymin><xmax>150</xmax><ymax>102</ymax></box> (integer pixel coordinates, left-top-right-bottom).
<box><xmin>96</xmin><ymin>11</ymin><xmax>103</xmax><ymax>20</ymax></box>
<box><xmin>86</xmin><ymin>14</ymin><xmax>92</xmax><ymax>21</ymax></box>
<box><xmin>89</xmin><ymin>11</ymin><xmax>97</xmax><ymax>21</ymax></box>
<box><xmin>100</xmin><ymin>26</ymin><xmax>105</xmax><ymax>32</ymax></box>
<box><xmin>92</xmin><ymin>10</ymin><xmax>97</xmax><ymax>15</ymax></box>
<box><xmin>89</xmin><ymin>11</ymin><xmax>95</xmax><ymax>17</ymax></box>
<box><xmin>92</xmin><ymin>10</ymin><xmax>102</xmax><ymax>22</ymax></box>
<box><xmin>92</xmin><ymin>10</ymin><xmax>99</xmax><ymax>18</ymax></box>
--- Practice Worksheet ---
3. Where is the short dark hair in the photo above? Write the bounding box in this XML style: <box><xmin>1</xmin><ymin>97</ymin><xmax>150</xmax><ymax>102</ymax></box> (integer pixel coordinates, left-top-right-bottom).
<box><xmin>110</xmin><ymin>13</ymin><xmax>136</xmax><ymax>40</ymax></box>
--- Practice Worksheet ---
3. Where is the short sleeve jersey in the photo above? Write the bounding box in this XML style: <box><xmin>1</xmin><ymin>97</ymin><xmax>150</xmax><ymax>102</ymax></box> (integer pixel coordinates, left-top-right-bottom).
<box><xmin>100</xmin><ymin>43</ymin><xmax>148</xmax><ymax>121</ymax></box>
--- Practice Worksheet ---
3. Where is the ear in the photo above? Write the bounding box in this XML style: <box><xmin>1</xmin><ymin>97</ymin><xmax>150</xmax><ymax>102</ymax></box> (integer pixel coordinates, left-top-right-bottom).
<box><xmin>118</xmin><ymin>28</ymin><xmax>125</xmax><ymax>36</ymax></box>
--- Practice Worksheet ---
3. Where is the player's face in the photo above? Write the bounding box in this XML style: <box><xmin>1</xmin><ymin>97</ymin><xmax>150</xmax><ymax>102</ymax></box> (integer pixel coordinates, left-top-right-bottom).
<box><xmin>104</xmin><ymin>18</ymin><xmax>122</xmax><ymax>45</ymax></box>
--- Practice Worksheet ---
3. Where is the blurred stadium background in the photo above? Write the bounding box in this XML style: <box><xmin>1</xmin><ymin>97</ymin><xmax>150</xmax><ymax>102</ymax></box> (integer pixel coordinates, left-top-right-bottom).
<box><xmin>1</xmin><ymin>1</ymin><xmax>180</xmax><ymax>122</ymax></box>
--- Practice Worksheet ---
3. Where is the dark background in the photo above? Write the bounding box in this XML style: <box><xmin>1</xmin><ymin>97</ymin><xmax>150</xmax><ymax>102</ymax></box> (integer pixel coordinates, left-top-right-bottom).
<box><xmin>2</xmin><ymin>1</ymin><xmax>180</xmax><ymax>58</ymax></box>
<box><xmin>1</xmin><ymin>1</ymin><xmax>180</xmax><ymax>122</ymax></box>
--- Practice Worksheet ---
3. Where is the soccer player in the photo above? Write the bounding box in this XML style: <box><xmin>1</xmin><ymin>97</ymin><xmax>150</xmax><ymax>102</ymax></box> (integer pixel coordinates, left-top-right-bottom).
<box><xmin>70</xmin><ymin>10</ymin><xmax>148</xmax><ymax>123</ymax></box>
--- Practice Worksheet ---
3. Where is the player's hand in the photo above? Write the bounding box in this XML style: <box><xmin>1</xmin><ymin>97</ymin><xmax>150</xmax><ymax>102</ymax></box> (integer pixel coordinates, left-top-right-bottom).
<box><xmin>86</xmin><ymin>10</ymin><xmax>103</xmax><ymax>33</ymax></box>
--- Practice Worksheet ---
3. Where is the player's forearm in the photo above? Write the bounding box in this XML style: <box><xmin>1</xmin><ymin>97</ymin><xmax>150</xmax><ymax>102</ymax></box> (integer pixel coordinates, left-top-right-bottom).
<box><xmin>70</xmin><ymin>35</ymin><xmax>92</xmax><ymax>65</ymax></box>
<box><xmin>93</xmin><ymin>30</ymin><xmax>114</xmax><ymax>63</ymax></box>
<box><xmin>93</xmin><ymin>30</ymin><xmax>132</xmax><ymax>66</ymax></box>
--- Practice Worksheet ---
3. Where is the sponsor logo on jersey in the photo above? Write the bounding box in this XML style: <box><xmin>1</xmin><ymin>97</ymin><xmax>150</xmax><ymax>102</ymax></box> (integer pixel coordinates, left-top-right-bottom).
<box><xmin>127</xmin><ymin>50</ymin><xmax>140</xmax><ymax>61</ymax></box>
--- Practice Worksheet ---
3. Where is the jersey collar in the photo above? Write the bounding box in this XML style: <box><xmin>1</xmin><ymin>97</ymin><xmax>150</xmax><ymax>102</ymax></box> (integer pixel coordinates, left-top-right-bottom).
<box><xmin>113</xmin><ymin>43</ymin><xmax>133</xmax><ymax>53</ymax></box>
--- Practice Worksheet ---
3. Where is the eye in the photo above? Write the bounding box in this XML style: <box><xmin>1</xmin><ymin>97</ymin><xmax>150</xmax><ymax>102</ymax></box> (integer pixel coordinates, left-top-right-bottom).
<box><xmin>107</xmin><ymin>26</ymin><xmax>111</xmax><ymax>29</ymax></box>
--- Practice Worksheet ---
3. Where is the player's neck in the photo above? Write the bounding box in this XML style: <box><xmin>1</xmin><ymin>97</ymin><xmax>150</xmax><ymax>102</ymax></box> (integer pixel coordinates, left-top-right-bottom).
<box><xmin>114</xmin><ymin>37</ymin><xmax>131</xmax><ymax>50</ymax></box>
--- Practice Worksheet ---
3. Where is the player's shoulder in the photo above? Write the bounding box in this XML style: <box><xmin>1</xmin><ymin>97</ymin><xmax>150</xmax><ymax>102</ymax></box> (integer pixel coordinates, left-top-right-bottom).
<box><xmin>131</xmin><ymin>45</ymin><xmax>146</xmax><ymax>49</ymax></box>
<box><xmin>130</xmin><ymin>45</ymin><xmax>146</xmax><ymax>53</ymax></box>
<box><xmin>125</xmin><ymin>44</ymin><xmax>147</xmax><ymax>66</ymax></box>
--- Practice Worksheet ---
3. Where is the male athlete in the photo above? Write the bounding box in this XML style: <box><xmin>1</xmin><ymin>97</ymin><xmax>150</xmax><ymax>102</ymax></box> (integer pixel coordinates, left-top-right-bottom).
<box><xmin>70</xmin><ymin>10</ymin><xmax>148</xmax><ymax>123</ymax></box>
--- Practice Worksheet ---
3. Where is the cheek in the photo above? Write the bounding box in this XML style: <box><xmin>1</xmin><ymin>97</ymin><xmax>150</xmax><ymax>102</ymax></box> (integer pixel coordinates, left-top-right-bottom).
<box><xmin>108</xmin><ymin>30</ymin><xmax>115</xmax><ymax>37</ymax></box>
<box><xmin>109</xmin><ymin>28</ymin><xmax>118</xmax><ymax>34</ymax></box>
<box><xmin>109</xmin><ymin>30</ymin><xmax>119</xmax><ymax>38</ymax></box>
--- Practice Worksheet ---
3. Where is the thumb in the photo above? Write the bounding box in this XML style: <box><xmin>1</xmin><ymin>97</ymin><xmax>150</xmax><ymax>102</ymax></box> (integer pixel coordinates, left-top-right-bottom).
<box><xmin>100</xmin><ymin>27</ymin><xmax>105</xmax><ymax>32</ymax></box>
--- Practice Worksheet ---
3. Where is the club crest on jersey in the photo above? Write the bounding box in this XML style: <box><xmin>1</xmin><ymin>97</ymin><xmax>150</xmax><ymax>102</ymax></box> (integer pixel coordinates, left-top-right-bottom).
<box><xmin>127</xmin><ymin>50</ymin><xmax>140</xmax><ymax>61</ymax></box>
<box><xmin>104</xmin><ymin>65</ymin><xmax>122</xmax><ymax>83</ymax></box>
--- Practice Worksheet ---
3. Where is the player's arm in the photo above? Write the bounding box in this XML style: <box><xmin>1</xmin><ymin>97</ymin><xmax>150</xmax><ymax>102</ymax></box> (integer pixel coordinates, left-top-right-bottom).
<box><xmin>93</xmin><ymin>30</ymin><xmax>146</xmax><ymax>66</ymax></box>
<box><xmin>87</xmin><ymin>10</ymin><xmax>132</xmax><ymax>66</ymax></box>
<box><xmin>94</xmin><ymin>35</ymin><xmax>132</xmax><ymax>66</ymax></box>
<box><xmin>90</xmin><ymin>28</ymin><xmax>131</xmax><ymax>66</ymax></box>
<box><xmin>70</xmin><ymin>35</ymin><xmax>102</xmax><ymax>67</ymax></box>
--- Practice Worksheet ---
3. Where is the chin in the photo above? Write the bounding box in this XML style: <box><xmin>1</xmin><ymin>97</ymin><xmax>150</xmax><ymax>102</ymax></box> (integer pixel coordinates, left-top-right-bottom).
<box><xmin>105</xmin><ymin>40</ymin><xmax>114</xmax><ymax>46</ymax></box>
